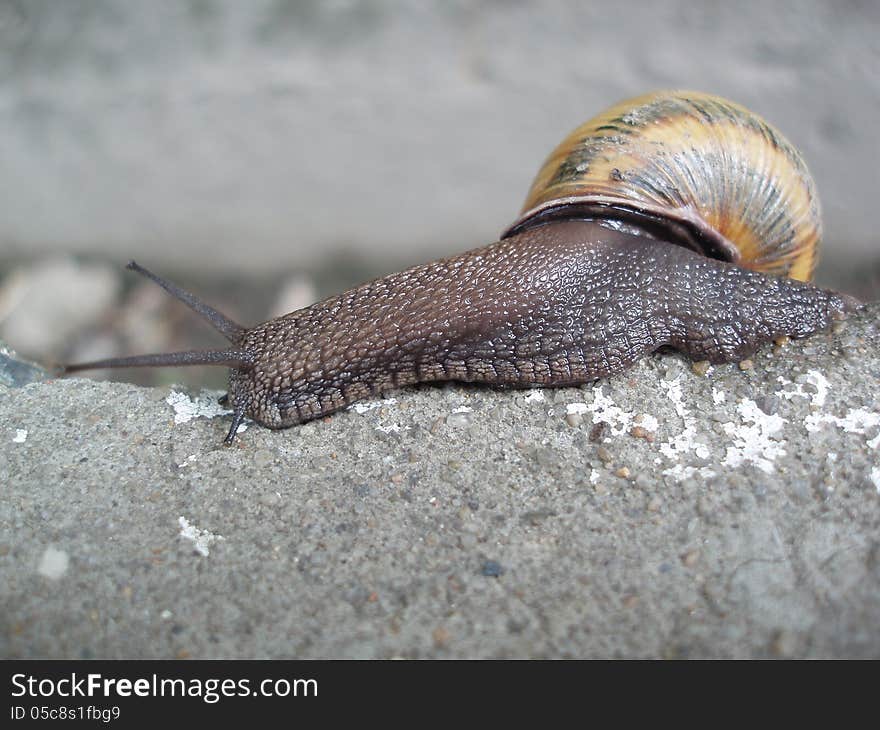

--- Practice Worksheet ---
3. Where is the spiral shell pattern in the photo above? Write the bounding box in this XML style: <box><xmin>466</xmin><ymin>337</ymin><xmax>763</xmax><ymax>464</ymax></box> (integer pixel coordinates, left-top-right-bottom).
<box><xmin>504</xmin><ymin>91</ymin><xmax>820</xmax><ymax>281</ymax></box>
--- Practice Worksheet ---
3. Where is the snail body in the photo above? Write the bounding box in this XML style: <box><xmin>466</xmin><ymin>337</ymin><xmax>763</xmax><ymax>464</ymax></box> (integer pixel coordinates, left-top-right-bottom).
<box><xmin>64</xmin><ymin>91</ymin><xmax>858</xmax><ymax>444</ymax></box>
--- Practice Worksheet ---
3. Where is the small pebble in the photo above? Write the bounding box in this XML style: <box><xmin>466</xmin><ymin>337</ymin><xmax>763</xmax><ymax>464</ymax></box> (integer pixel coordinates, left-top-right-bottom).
<box><xmin>37</xmin><ymin>547</ymin><xmax>69</xmax><ymax>580</ymax></box>
<box><xmin>432</xmin><ymin>626</ymin><xmax>450</xmax><ymax>647</ymax></box>
<box><xmin>446</xmin><ymin>412</ymin><xmax>472</xmax><ymax>428</ymax></box>
<box><xmin>754</xmin><ymin>395</ymin><xmax>780</xmax><ymax>416</ymax></box>
<box><xmin>596</xmin><ymin>446</ymin><xmax>613</xmax><ymax>464</ymax></box>
<box><xmin>681</xmin><ymin>549</ymin><xmax>700</xmax><ymax>568</ymax></box>
<box><xmin>589</xmin><ymin>422</ymin><xmax>609</xmax><ymax>443</ymax></box>
<box><xmin>481</xmin><ymin>560</ymin><xmax>504</xmax><ymax>577</ymax></box>
<box><xmin>615</xmin><ymin>466</ymin><xmax>631</xmax><ymax>479</ymax></box>
<box><xmin>691</xmin><ymin>360</ymin><xmax>711</xmax><ymax>376</ymax></box>
<box><xmin>0</xmin><ymin>343</ymin><xmax>47</xmax><ymax>387</ymax></box>
<box><xmin>738</xmin><ymin>359</ymin><xmax>754</xmax><ymax>371</ymax></box>
<box><xmin>629</xmin><ymin>425</ymin><xmax>653</xmax><ymax>442</ymax></box>
<box><xmin>565</xmin><ymin>413</ymin><xmax>583</xmax><ymax>428</ymax></box>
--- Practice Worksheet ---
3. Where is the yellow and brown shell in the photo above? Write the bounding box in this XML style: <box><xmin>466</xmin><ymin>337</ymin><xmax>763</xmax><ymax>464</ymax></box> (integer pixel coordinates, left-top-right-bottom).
<box><xmin>503</xmin><ymin>90</ymin><xmax>820</xmax><ymax>282</ymax></box>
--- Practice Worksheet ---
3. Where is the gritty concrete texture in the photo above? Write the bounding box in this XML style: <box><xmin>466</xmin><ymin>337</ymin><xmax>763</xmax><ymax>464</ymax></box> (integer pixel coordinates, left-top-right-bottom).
<box><xmin>1</xmin><ymin>304</ymin><xmax>878</xmax><ymax>659</ymax></box>
<box><xmin>0</xmin><ymin>0</ymin><xmax>878</xmax><ymax>280</ymax></box>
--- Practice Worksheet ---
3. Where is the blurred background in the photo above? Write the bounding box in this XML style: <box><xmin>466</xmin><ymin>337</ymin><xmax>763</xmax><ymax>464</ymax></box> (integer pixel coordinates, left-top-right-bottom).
<box><xmin>0</xmin><ymin>0</ymin><xmax>877</xmax><ymax>387</ymax></box>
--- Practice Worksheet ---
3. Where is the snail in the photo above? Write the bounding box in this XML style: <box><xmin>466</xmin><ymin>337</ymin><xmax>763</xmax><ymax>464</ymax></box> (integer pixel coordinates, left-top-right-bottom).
<box><xmin>64</xmin><ymin>90</ymin><xmax>860</xmax><ymax>445</ymax></box>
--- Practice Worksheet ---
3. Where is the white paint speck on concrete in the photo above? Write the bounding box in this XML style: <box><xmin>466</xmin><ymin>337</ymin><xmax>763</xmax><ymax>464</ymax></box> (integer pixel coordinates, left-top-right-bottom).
<box><xmin>777</xmin><ymin>369</ymin><xmax>831</xmax><ymax>409</ymax></box>
<box><xmin>871</xmin><ymin>467</ymin><xmax>880</xmax><ymax>494</ymax></box>
<box><xmin>350</xmin><ymin>398</ymin><xmax>397</xmax><ymax>414</ymax></box>
<box><xmin>166</xmin><ymin>390</ymin><xmax>228</xmax><ymax>423</ymax></box>
<box><xmin>657</xmin><ymin>376</ymin><xmax>715</xmax><ymax>480</ymax></box>
<box><xmin>807</xmin><ymin>407</ymin><xmax>880</xmax><ymax>439</ymax></box>
<box><xmin>12</xmin><ymin>428</ymin><xmax>27</xmax><ymax>443</ymax></box>
<box><xmin>566</xmin><ymin>386</ymin><xmax>657</xmax><ymax>438</ymax></box>
<box><xmin>178</xmin><ymin>516</ymin><xmax>224</xmax><ymax>557</ymax></box>
<box><xmin>176</xmin><ymin>454</ymin><xmax>199</xmax><ymax>469</ymax></box>
<box><xmin>375</xmin><ymin>422</ymin><xmax>405</xmax><ymax>434</ymax></box>
<box><xmin>166</xmin><ymin>390</ymin><xmax>247</xmax><ymax>434</ymax></box>
<box><xmin>585</xmin><ymin>387</ymin><xmax>633</xmax><ymax>436</ymax></box>
<box><xmin>567</xmin><ymin>369</ymin><xmax>866</xmax><ymax>482</ymax></box>
<box><xmin>776</xmin><ymin>369</ymin><xmax>879</xmax><ymax>450</ymax></box>
<box><xmin>721</xmin><ymin>398</ymin><xmax>787</xmax><ymax>473</ymax></box>
<box><xmin>37</xmin><ymin>547</ymin><xmax>69</xmax><ymax>579</ymax></box>
<box><xmin>524</xmin><ymin>391</ymin><xmax>545</xmax><ymax>403</ymax></box>
<box><xmin>349</xmin><ymin>397</ymin><xmax>407</xmax><ymax>433</ymax></box>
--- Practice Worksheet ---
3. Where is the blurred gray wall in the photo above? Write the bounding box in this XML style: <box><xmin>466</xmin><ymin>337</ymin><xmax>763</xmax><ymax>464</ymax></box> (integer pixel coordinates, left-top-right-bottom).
<box><xmin>0</xmin><ymin>0</ymin><xmax>877</xmax><ymax>276</ymax></box>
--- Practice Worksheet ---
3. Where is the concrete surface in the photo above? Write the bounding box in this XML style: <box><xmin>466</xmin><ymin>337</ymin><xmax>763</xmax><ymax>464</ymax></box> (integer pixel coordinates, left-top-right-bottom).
<box><xmin>1</xmin><ymin>304</ymin><xmax>878</xmax><ymax>659</ymax></box>
<box><xmin>0</xmin><ymin>0</ymin><xmax>878</xmax><ymax>280</ymax></box>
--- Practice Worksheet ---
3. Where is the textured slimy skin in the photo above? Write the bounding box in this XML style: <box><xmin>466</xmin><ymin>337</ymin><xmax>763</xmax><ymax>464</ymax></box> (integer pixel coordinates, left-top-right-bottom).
<box><xmin>228</xmin><ymin>219</ymin><xmax>854</xmax><ymax>430</ymax></box>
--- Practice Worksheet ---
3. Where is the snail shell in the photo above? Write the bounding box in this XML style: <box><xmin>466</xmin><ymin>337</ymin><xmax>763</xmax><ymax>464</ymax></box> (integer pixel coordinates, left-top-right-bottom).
<box><xmin>502</xmin><ymin>90</ymin><xmax>820</xmax><ymax>282</ymax></box>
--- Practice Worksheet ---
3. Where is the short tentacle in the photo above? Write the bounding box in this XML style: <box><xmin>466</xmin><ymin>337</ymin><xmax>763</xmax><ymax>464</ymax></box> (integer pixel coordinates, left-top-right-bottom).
<box><xmin>223</xmin><ymin>405</ymin><xmax>247</xmax><ymax>446</ymax></box>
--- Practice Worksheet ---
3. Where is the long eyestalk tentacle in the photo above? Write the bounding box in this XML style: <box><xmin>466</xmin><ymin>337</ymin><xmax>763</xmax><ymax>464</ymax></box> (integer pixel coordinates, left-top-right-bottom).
<box><xmin>126</xmin><ymin>261</ymin><xmax>245</xmax><ymax>342</ymax></box>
